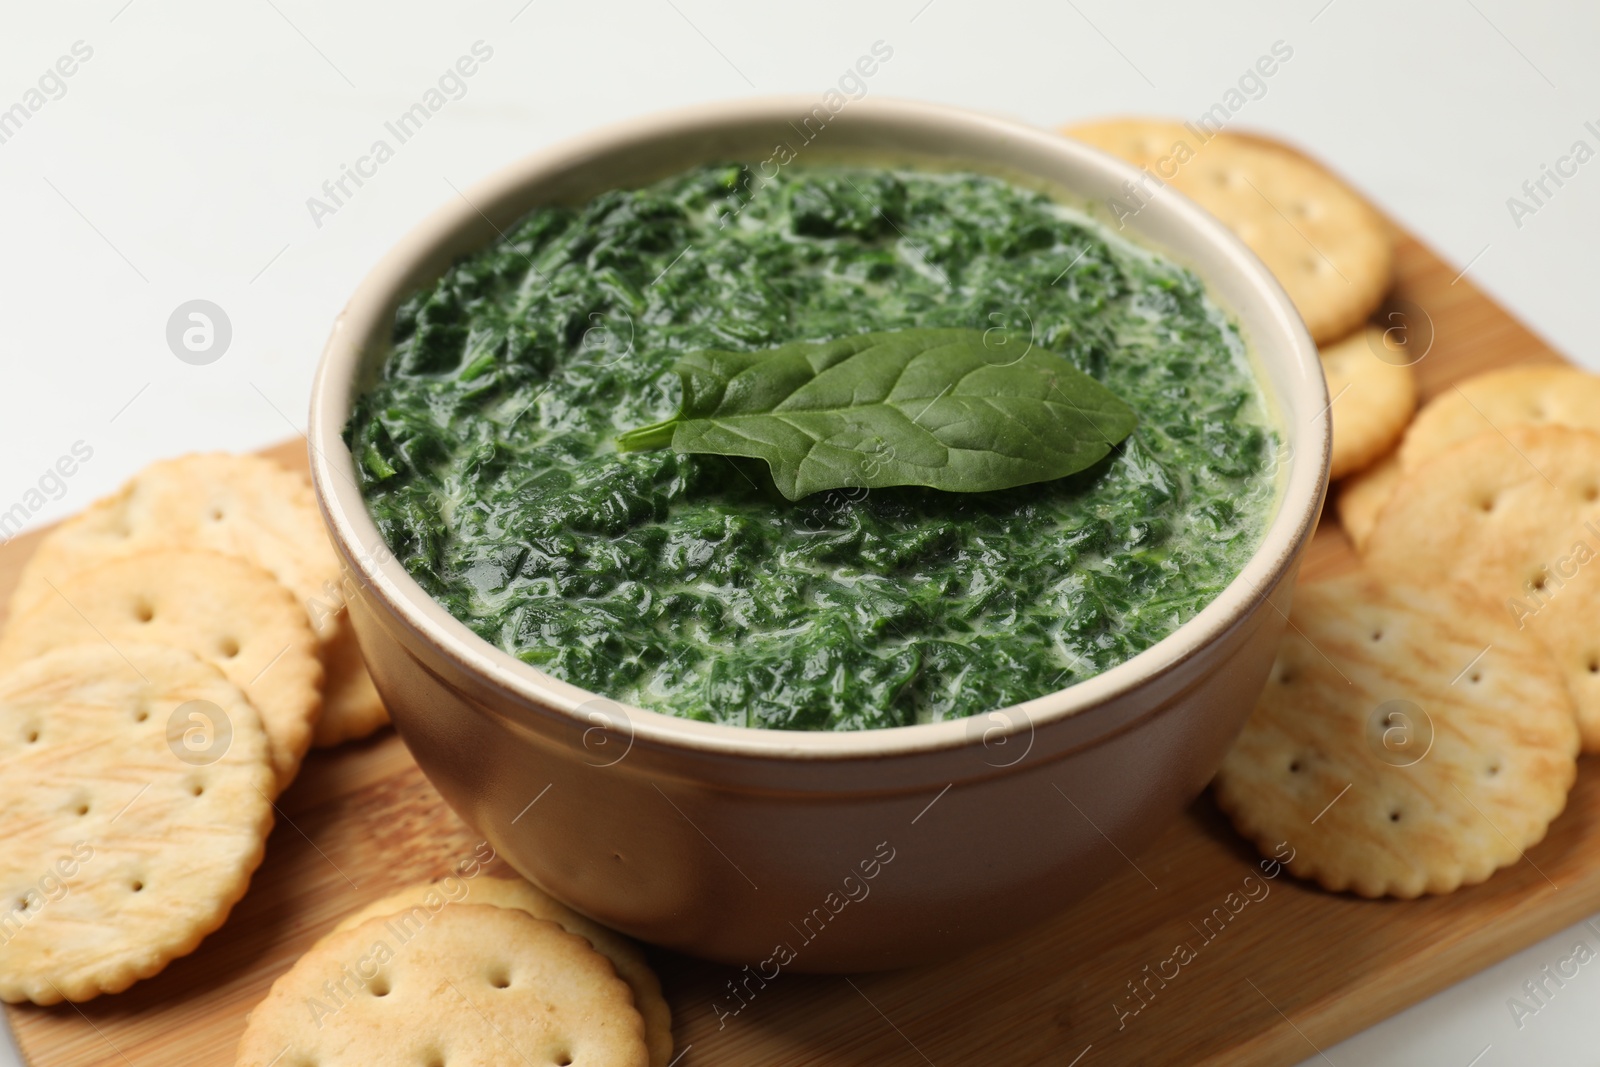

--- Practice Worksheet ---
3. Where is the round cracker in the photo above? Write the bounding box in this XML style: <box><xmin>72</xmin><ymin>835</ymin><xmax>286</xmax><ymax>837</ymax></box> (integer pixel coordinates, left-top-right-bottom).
<box><xmin>8</xmin><ymin>453</ymin><xmax>387</xmax><ymax>746</ymax></box>
<box><xmin>0</xmin><ymin>643</ymin><xmax>274</xmax><ymax>1004</ymax></box>
<box><xmin>236</xmin><ymin>905</ymin><xmax>648</xmax><ymax>1067</ymax></box>
<box><xmin>0</xmin><ymin>550</ymin><xmax>322</xmax><ymax>792</ymax></box>
<box><xmin>1349</xmin><ymin>366</ymin><xmax>1600</xmax><ymax>532</ymax></box>
<box><xmin>1063</xmin><ymin>116</ymin><xmax>1195</xmax><ymax>169</ymax></box>
<box><xmin>331</xmin><ymin>877</ymin><xmax>672</xmax><ymax>1067</ymax></box>
<box><xmin>1322</xmin><ymin>327</ymin><xmax>1416</xmax><ymax>480</ymax></box>
<box><xmin>1365</xmin><ymin>424</ymin><xmax>1600</xmax><ymax>749</ymax></box>
<box><xmin>1065</xmin><ymin>118</ymin><xmax>1394</xmax><ymax>344</ymax></box>
<box><xmin>1336</xmin><ymin>451</ymin><xmax>1401</xmax><ymax>552</ymax></box>
<box><xmin>315</xmin><ymin>626</ymin><xmax>386</xmax><ymax>747</ymax></box>
<box><xmin>1214</xmin><ymin>570</ymin><xmax>1578</xmax><ymax>898</ymax></box>
<box><xmin>1399</xmin><ymin>364</ymin><xmax>1600</xmax><ymax>472</ymax></box>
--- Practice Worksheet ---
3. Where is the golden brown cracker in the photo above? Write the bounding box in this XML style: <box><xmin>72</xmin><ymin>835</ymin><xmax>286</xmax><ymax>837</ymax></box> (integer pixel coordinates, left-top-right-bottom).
<box><xmin>1214</xmin><ymin>570</ymin><xmax>1578</xmax><ymax>898</ymax></box>
<box><xmin>10</xmin><ymin>453</ymin><xmax>387</xmax><ymax>745</ymax></box>
<box><xmin>1399</xmin><ymin>364</ymin><xmax>1600</xmax><ymax>472</ymax></box>
<box><xmin>236</xmin><ymin>905</ymin><xmax>648</xmax><ymax>1067</ymax></box>
<box><xmin>1322</xmin><ymin>327</ymin><xmax>1416</xmax><ymax>480</ymax></box>
<box><xmin>315</xmin><ymin>625</ymin><xmax>387</xmax><ymax>747</ymax></box>
<box><xmin>0</xmin><ymin>644</ymin><xmax>274</xmax><ymax>1004</ymax></box>
<box><xmin>1365</xmin><ymin>424</ymin><xmax>1600</xmax><ymax>749</ymax></box>
<box><xmin>1337</xmin><ymin>451</ymin><xmax>1401</xmax><ymax>552</ymax></box>
<box><xmin>1065</xmin><ymin>116</ymin><xmax>1197</xmax><ymax>169</ymax></box>
<box><xmin>0</xmin><ymin>549</ymin><xmax>322</xmax><ymax>790</ymax></box>
<box><xmin>333</xmin><ymin>876</ymin><xmax>672</xmax><ymax>1067</ymax></box>
<box><xmin>1065</xmin><ymin>118</ymin><xmax>1394</xmax><ymax>344</ymax></box>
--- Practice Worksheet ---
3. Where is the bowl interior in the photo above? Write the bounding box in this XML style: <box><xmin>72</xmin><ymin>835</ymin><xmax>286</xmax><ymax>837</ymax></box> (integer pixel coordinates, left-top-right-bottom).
<box><xmin>309</xmin><ymin>96</ymin><xmax>1329</xmax><ymax>761</ymax></box>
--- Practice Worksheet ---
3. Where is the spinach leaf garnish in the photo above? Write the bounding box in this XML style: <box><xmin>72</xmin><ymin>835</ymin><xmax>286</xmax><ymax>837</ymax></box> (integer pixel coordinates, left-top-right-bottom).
<box><xmin>616</xmin><ymin>328</ymin><xmax>1137</xmax><ymax>500</ymax></box>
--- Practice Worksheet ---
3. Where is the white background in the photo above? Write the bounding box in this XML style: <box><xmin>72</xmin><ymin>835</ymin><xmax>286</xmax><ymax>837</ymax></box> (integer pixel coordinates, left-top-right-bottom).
<box><xmin>2</xmin><ymin>2</ymin><xmax>1599</xmax><ymax>1063</ymax></box>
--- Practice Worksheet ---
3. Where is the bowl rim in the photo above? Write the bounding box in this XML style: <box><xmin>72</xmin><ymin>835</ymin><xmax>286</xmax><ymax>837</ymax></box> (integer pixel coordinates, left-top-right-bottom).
<box><xmin>308</xmin><ymin>95</ymin><xmax>1329</xmax><ymax>762</ymax></box>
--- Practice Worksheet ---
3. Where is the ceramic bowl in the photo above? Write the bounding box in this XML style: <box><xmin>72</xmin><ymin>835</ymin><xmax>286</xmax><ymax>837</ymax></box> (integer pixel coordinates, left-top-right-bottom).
<box><xmin>307</xmin><ymin>96</ymin><xmax>1329</xmax><ymax>971</ymax></box>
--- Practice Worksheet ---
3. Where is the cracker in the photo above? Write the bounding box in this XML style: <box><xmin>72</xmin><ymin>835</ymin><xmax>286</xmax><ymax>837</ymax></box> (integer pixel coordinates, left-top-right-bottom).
<box><xmin>1365</xmin><ymin>424</ymin><xmax>1600</xmax><ymax>749</ymax></box>
<box><xmin>0</xmin><ymin>550</ymin><xmax>321</xmax><ymax>791</ymax></box>
<box><xmin>1214</xmin><ymin>570</ymin><xmax>1578</xmax><ymax>898</ymax></box>
<box><xmin>1321</xmin><ymin>327</ymin><xmax>1416</xmax><ymax>480</ymax></box>
<box><xmin>236</xmin><ymin>904</ymin><xmax>648</xmax><ymax>1067</ymax></box>
<box><xmin>1399</xmin><ymin>364</ymin><xmax>1600</xmax><ymax>472</ymax></box>
<box><xmin>1065</xmin><ymin>118</ymin><xmax>1395</xmax><ymax>344</ymax></box>
<box><xmin>1336</xmin><ymin>451</ymin><xmax>1401</xmax><ymax>552</ymax></box>
<box><xmin>316</xmin><ymin>627</ymin><xmax>387</xmax><ymax>747</ymax></box>
<box><xmin>332</xmin><ymin>876</ymin><xmax>672</xmax><ymax>1067</ymax></box>
<box><xmin>1064</xmin><ymin>116</ymin><xmax>1195</xmax><ymax>169</ymax></box>
<box><xmin>1346</xmin><ymin>366</ymin><xmax>1600</xmax><ymax>534</ymax></box>
<box><xmin>0</xmin><ymin>643</ymin><xmax>274</xmax><ymax>1004</ymax></box>
<box><xmin>9</xmin><ymin>453</ymin><xmax>387</xmax><ymax>746</ymax></box>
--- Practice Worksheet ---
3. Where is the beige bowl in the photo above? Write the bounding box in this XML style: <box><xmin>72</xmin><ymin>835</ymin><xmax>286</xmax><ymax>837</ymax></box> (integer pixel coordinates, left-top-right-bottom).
<box><xmin>307</xmin><ymin>97</ymin><xmax>1328</xmax><ymax>971</ymax></box>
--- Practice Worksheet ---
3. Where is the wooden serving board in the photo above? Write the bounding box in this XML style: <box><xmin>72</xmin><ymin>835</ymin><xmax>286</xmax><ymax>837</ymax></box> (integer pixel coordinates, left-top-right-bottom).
<box><xmin>3</xmin><ymin>224</ymin><xmax>1582</xmax><ymax>1067</ymax></box>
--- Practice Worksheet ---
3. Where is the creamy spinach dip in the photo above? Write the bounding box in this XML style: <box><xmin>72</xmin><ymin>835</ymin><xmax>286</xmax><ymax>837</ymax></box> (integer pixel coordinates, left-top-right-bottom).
<box><xmin>347</xmin><ymin>163</ymin><xmax>1277</xmax><ymax>730</ymax></box>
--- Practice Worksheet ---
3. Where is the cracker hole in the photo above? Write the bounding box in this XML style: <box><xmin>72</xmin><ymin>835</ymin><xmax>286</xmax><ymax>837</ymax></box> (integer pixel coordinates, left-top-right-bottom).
<box><xmin>74</xmin><ymin>802</ymin><xmax>89</xmax><ymax>817</ymax></box>
<box><xmin>1291</xmin><ymin>199</ymin><xmax>1316</xmax><ymax>219</ymax></box>
<box><xmin>132</xmin><ymin>601</ymin><xmax>154</xmax><ymax>623</ymax></box>
<box><xmin>1532</xmin><ymin>574</ymin><xmax>1548</xmax><ymax>592</ymax></box>
<box><xmin>130</xmin><ymin>879</ymin><xmax>144</xmax><ymax>893</ymax></box>
<box><xmin>219</xmin><ymin>636</ymin><xmax>240</xmax><ymax>659</ymax></box>
<box><xmin>209</xmin><ymin>507</ymin><xmax>225</xmax><ymax>522</ymax></box>
<box><xmin>487</xmin><ymin>966</ymin><xmax>511</xmax><ymax>990</ymax></box>
<box><xmin>1370</xmin><ymin>630</ymin><xmax>1383</xmax><ymax>642</ymax></box>
<box><xmin>554</xmin><ymin>1054</ymin><xmax>573</xmax><ymax>1067</ymax></box>
<box><xmin>133</xmin><ymin>706</ymin><xmax>149</xmax><ymax>723</ymax></box>
<box><xmin>1478</xmin><ymin>496</ymin><xmax>1496</xmax><ymax>514</ymax></box>
<box><xmin>24</xmin><ymin>728</ymin><xmax>39</xmax><ymax>744</ymax></box>
<box><xmin>189</xmin><ymin>781</ymin><xmax>205</xmax><ymax>797</ymax></box>
<box><xmin>1487</xmin><ymin>762</ymin><xmax>1501</xmax><ymax>777</ymax></box>
<box><xmin>1388</xmin><ymin>810</ymin><xmax>1402</xmax><ymax>823</ymax></box>
<box><xmin>1587</xmin><ymin>656</ymin><xmax>1599</xmax><ymax>675</ymax></box>
<box><xmin>1585</xmin><ymin>485</ymin><xmax>1599</xmax><ymax>503</ymax></box>
<box><xmin>369</xmin><ymin>976</ymin><xmax>390</xmax><ymax>997</ymax></box>
<box><xmin>1469</xmin><ymin>671</ymin><xmax>1482</xmax><ymax>685</ymax></box>
<box><xmin>421</xmin><ymin>1053</ymin><xmax>445</xmax><ymax>1067</ymax></box>
<box><xmin>1288</xmin><ymin>760</ymin><xmax>1301</xmax><ymax>773</ymax></box>
<box><xmin>612</xmin><ymin>852</ymin><xmax>623</xmax><ymax>863</ymax></box>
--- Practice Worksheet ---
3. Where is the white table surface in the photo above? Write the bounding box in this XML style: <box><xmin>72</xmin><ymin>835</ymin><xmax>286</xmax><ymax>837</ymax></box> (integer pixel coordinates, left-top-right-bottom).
<box><xmin>2</xmin><ymin>2</ymin><xmax>1598</xmax><ymax>1063</ymax></box>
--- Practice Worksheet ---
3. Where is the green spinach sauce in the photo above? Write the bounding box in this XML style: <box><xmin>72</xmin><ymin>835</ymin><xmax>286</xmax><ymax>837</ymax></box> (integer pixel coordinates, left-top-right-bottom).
<box><xmin>347</xmin><ymin>164</ymin><xmax>1277</xmax><ymax>730</ymax></box>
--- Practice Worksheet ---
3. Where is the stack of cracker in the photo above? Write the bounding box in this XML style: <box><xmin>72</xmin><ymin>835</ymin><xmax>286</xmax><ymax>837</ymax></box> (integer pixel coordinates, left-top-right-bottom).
<box><xmin>0</xmin><ymin>451</ymin><xmax>677</xmax><ymax>1054</ymax></box>
<box><xmin>1214</xmin><ymin>372</ymin><xmax>1600</xmax><ymax>898</ymax></box>
<box><xmin>1067</xmin><ymin>117</ymin><xmax>1593</xmax><ymax>898</ymax></box>
<box><xmin>0</xmin><ymin>453</ymin><xmax>389</xmax><ymax>1003</ymax></box>
<box><xmin>236</xmin><ymin>876</ymin><xmax>673</xmax><ymax>1067</ymax></box>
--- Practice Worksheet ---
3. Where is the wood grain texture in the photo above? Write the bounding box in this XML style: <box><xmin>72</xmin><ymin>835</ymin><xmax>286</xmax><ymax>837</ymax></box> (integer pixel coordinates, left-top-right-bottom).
<box><xmin>4</xmin><ymin>226</ymin><xmax>1588</xmax><ymax>1067</ymax></box>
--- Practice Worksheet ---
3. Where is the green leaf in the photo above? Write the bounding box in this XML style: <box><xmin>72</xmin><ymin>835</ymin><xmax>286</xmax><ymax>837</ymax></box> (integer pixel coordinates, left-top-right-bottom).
<box><xmin>616</xmin><ymin>328</ymin><xmax>1137</xmax><ymax>500</ymax></box>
